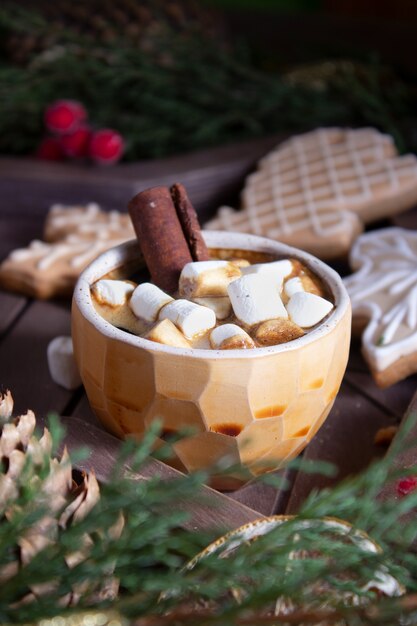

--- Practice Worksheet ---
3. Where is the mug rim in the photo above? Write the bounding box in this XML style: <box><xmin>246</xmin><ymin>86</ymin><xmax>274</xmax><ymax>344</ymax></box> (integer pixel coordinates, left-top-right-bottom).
<box><xmin>72</xmin><ymin>230</ymin><xmax>351</xmax><ymax>360</ymax></box>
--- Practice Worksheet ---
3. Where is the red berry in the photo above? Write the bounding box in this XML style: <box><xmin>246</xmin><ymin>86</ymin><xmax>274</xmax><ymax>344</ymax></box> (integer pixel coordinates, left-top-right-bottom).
<box><xmin>397</xmin><ymin>476</ymin><xmax>417</xmax><ymax>497</ymax></box>
<box><xmin>36</xmin><ymin>136</ymin><xmax>65</xmax><ymax>161</ymax></box>
<box><xmin>89</xmin><ymin>128</ymin><xmax>124</xmax><ymax>165</ymax></box>
<box><xmin>44</xmin><ymin>100</ymin><xmax>87</xmax><ymax>134</ymax></box>
<box><xmin>59</xmin><ymin>125</ymin><xmax>92</xmax><ymax>158</ymax></box>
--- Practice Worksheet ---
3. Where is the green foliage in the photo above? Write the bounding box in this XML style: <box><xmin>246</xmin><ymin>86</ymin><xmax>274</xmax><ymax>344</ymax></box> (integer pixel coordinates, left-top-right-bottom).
<box><xmin>0</xmin><ymin>5</ymin><xmax>416</xmax><ymax>162</ymax></box>
<box><xmin>2</xmin><ymin>414</ymin><xmax>417</xmax><ymax>624</ymax></box>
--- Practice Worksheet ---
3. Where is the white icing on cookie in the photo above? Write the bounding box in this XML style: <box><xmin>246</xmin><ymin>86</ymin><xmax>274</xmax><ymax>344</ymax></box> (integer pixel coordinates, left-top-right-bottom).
<box><xmin>49</xmin><ymin>202</ymin><xmax>100</xmax><ymax>223</ymax></box>
<box><xmin>9</xmin><ymin>234</ymin><xmax>129</xmax><ymax>271</ymax></box>
<box><xmin>2</xmin><ymin>203</ymin><xmax>136</xmax><ymax>298</ymax></box>
<box><xmin>205</xmin><ymin>128</ymin><xmax>417</xmax><ymax>256</ymax></box>
<box><xmin>45</xmin><ymin>203</ymin><xmax>134</xmax><ymax>242</ymax></box>
<box><xmin>344</xmin><ymin>227</ymin><xmax>417</xmax><ymax>372</ymax></box>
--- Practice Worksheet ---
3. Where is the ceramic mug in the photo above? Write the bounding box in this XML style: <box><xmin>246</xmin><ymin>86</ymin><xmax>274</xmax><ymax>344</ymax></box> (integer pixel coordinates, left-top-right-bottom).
<box><xmin>72</xmin><ymin>231</ymin><xmax>351</xmax><ymax>487</ymax></box>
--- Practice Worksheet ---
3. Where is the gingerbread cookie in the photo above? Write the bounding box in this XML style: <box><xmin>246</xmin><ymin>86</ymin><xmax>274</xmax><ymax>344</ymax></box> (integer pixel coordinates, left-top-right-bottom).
<box><xmin>0</xmin><ymin>204</ymin><xmax>134</xmax><ymax>299</ymax></box>
<box><xmin>344</xmin><ymin>227</ymin><xmax>417</xmax><ymax>387</ymax></box>
<box><xmin>205</xmin><ymin>128</ymin><xmax>417</xmax><ymax>259</ymax></box>
<box><xmin>44</xmin><ymin>203</ymin><xmax>133</xmax><ymax>242</ymax></box>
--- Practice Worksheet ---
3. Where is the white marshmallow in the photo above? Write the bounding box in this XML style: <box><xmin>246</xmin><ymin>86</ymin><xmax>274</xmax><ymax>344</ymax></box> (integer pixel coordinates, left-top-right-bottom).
<box><xmin>179</xmin><ymin>260</ymin><xmax>241</xmax><ymax>298</ymax></box>
<box><xmin>181</xmin><ymin>260</ymin><xmax>227</xmax><ymax>277</ymax></box>
<box><xmin>286</xmin><ymin>292</ymin><xmax>334</xmax><ymax>328</ymax></box>
<box><xmin>210</xmin><ymin>324</ymin><xmax>255</xmax><ymax>350</ymax></box>
<box><xmin>228</xmin><ymin>274</ymin><xmax>288</xmax><ymax>327</ymax></box>
<box><xmin>92</xmin><ymin>279</ymin><xmax>134</xmax><ymax>307</ymax></box>
<box><xmin>192</xmin><ymin>296</ymin><xmax>232</xmax><ymax>320</ymax></box>
<box><xmin>47</xmin><ymin>336</ymin><xmax>82</xmax><ymax>390</ymax></box>
<box><xmin>284</xmin><ymin>276</ymin><xmax>305</xmax><ymax>298</ymax></box>
<box><xmin>229</xmin><ymin>258</ymin><xmax>250</xmax><ymax>269</ymax></box>
<box><xmin>130</xmin><ymin>283</ymin><xmax>173</xmax><ymax>322</ymax></box>
<box><xmin>241</xmin><ymin>260</ymin><xmax>293</xmax><ymax>288</ymax></box>
<box><xmin>145</xmin><ymin>319</ymin><xmax>191</xmax><ymax>349</ymax></box>
<box><xmin>159</xmin><ymin>299</ymin><xmax>216</xmax><ymax>339</ymax></box>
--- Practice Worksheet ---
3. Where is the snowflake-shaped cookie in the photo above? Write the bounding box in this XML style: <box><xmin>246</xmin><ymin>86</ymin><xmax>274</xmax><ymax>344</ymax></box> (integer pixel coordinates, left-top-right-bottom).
<box><xmin>344</xmin><ymin>227</ymin><xmax>417</xmax><ymax>387</ymax></box>
<box><xmin>0</xmin><ymin>203</ymin><xmax>134</xmax><ymax>299</ymax></box>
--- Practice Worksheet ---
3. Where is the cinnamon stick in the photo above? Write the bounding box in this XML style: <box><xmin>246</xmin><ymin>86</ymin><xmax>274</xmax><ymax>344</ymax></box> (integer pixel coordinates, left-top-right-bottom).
<box><xmin>170</xmin><ymin>183</ymin><xmax>209</xmax><ymax>262</ymax></box>
<box><xmin>128</xmin><ymin>184</ymin><xmax>209</xmax><ymax>294</ymax></box>
<box><xmin>128</xmin><ymin>186</ymin><xmax>193</xmax><ymax>294</ymax></box>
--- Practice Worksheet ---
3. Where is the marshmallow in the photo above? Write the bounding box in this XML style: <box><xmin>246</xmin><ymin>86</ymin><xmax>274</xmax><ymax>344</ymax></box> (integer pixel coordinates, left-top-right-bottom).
<box><xmin>229</xmin><ymin>258</ymin><xmax>250</xmax><ymax>268</ymax></box>
<box><xmin>284</xmin><ymin>276</ymin><xmax>305</xmax><ymax>298</ymax></box>
<box><xmin>286</xmin><ymin>292</ymin><xmax>334</xmax><ymax>328</ymax></box>
<box><xmin>159</xmin><ymin>299</ymin><xmax>216</xmax><ymax>339</ymax></box>
<box><xmin>228</xmin><ymin>274</ymin><xmax>288</xmax><ymax>327</ymax></box>
<box><xmin>192</xmin><ymin>296</ymin><xmax>232</xmax><ymax>320</ymax></box>
<box><xmin>254</xmin><ymin>319</ymin><xmax>304</xmax><ymax>346</ymax></box>
<box><xmin>179</xmin><ymin>260</ymin><xmax>241</xmax><ymax>298</ymax></box>
<box><xmin>47</xmin><ymin>336</ymin><xmax>82</xmax><ymax>390</ymax></box>
<box><xmin>145</xmin><ymin>319</ymin><xmax>191</xmax><ymax>349</ymax></box>
<box><xmin>210</xmin><ymin>324</ymin><xmax>255</xmax><ymax>350</ymax></box>
<box><xmin>130</xmin><ymin>283</ymin><xmax>173</xmax><ymax>322</ymax></box>
<box><xmin>92</xmin><ymin>279</ymin><xmax>135</xmax><ymax>307</ymax></box>
<box><xmin>241</xmin><ymin>259</ymin><xmax>293</xmax><ymax>287</ymax></box>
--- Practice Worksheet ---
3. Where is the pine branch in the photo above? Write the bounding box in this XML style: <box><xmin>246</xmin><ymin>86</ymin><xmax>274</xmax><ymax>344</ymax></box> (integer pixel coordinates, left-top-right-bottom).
<box><xmin>0</xmin><ymin>5</ymin><xmax>415</xmax><ymax>161</ymax></box>
<box><xmin>131</xmin><ymin>593</ymin><xmax>417</xmax><ymax>625</ymax></box>
<box><xmin>1</xmin><ymin>407</ymin><xmax>417</xmax><ymax>624</ymax></box>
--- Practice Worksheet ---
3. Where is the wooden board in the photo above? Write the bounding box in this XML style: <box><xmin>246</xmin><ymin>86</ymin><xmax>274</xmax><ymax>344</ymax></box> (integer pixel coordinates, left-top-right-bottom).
<box><xmin>286</xmin><ymin>381</ymin><xmax>398</xmax><ymax>513</ymax></box>
<box><xmin>0</xmin><ymin>292</ymin><xmax>27</xmax><ymax>337</ymax></box>
<box><xmin>0</xmin><ymin>134</ymin><xmax>283</xmax><ymax>224</ymax></box>
<box><xmin>0</xmin><ymin>300</ymin><xmax>73</xmax><ymax>417</ymax></box>
<box><xmin>49</xmin><ymin>416</ymin><xmax>263</xmax><ymax>534</ymax></box>
<box><xmin>379</xmin><ymin>390</ymin><xmax>417</xmax><ymax>505</ymax></box>
<box><xmin>1</xmin><ymin>137</ymin><xmax>417</xmax><ymax>530</ymax></box>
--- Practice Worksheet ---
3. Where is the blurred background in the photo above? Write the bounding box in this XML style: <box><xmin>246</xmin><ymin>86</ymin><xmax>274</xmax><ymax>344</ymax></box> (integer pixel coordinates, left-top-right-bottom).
<box><xmin>1</xmin><ymin>0</ymin><xmax>417</xmax><ymax>165</ymax></box>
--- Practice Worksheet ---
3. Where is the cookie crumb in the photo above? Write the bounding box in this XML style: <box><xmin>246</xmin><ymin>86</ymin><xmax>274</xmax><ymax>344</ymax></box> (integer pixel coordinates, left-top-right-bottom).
<box><xmin>374</xmin><ymin>425</ymin><xmax>398</xmax><ymax>446</ymax></box>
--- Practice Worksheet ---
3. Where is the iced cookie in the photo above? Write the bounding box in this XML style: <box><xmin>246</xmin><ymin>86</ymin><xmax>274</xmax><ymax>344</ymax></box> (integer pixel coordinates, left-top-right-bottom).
<box><xmin>0</xmin><ymin>203</ymin><xmax>134</xmax><ymax>299</ymax></box>
<box><xmin>44</xmin><ymin>203</ymin><xmax>134</xmax><ymax>242</ymax></box>
<box><xmin>0</xmin><ymin>232</ymin><xmax>131</xmax><ymax>299</ymax></box>
<box><xmin>205</xmin><ymin>128</ymin><xmax>417</xmax><ymax>259</ymax></box>
<box><xmin>344</xmin><ymin>227</ymin><xmax>417</xmax><ymax>387</ymax></box>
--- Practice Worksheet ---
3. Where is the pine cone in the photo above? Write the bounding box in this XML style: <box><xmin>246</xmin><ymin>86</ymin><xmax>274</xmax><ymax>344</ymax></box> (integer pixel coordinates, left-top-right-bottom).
<box><xmin>0</xmin><ymin>391</ymin><xmax>123</xmax><ymax>606</ymax></box>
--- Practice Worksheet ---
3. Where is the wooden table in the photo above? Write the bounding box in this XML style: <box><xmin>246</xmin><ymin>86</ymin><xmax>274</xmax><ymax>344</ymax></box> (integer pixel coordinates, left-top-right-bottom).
<box><xmin>1</xmin><ymin>138</ymin><xmax>417</xmax><ymax>531</ymax></box>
